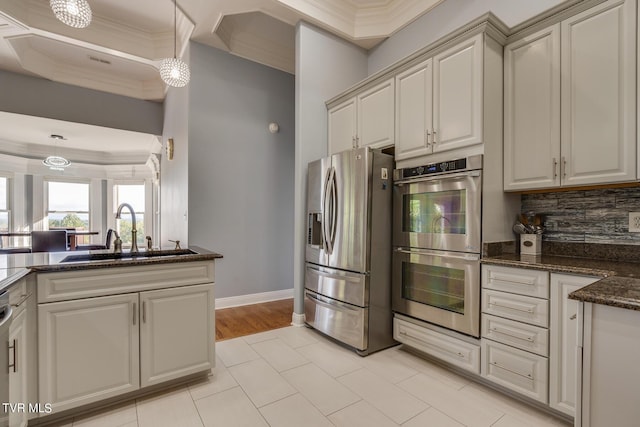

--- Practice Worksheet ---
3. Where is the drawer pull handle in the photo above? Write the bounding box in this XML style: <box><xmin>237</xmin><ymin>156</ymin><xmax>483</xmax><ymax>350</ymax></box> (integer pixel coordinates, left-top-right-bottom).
<box><xmin>490</xmin><ymin>327</ymin><xmax>535</xmax><ymax>343</ymax></box>
<box><xmin>399</xmin><ymin>330</ymin><xmax>465</xmax><ymax>359</ymax></box>
<box><xmin>489</xmin><ymin>302</ymin><xmax>534</xmax><ymax>314</ymax></box>
<box><xmin>490</xmin><ymin>361</ymin><xmax>533</xmax><ymax>380</ymax></box>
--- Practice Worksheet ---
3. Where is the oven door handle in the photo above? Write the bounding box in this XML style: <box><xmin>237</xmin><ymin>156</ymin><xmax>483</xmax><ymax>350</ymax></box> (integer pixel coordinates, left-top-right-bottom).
<box><xmin>394</xmin><ymin>248</ymin><xmax>480</xmax><ymax>261</ymax></box>
<box><xmin>394</xmin><ymin>170</ymin><xmax>480</xmax><ymax>186</ymax></box>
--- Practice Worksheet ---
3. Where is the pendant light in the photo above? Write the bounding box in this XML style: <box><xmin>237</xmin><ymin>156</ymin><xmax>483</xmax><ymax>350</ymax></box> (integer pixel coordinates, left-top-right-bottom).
<box><xmin>50</xmin><ymin>0</ymin><xmax>92</xmax><ymax>29</ymax></box>
<box><xmin>159</xmin><ymin>0</ymin><xmax>190</xmax><ymax>88</ymax></box>
<box><xmin>43</xmin><ymin>134</ymin><xmax>71</xmax><ymax>171</ymax></box>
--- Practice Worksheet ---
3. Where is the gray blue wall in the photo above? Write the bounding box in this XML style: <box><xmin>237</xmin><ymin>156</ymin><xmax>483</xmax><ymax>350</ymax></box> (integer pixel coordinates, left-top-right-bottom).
<box><xmin>187</xmin><ymin>42</ymin><xmax>295</xmax><ymax>299</ymax></box>
<box><xmin>0</xmin><ymin>69</ymin><xmax>163</xmax><ymax>135</ymax></box>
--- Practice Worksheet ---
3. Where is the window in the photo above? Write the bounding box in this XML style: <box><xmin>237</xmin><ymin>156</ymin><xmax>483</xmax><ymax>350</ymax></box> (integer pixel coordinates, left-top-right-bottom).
<box><xmin>46</xmin><ymin>181</ymin><xmax>90</xmax><ymax>240</ymax></box>
<box><xmin>0</xmin><ymin>176</ymin><xmax>8</xmax><ymax>233</ymax></box>
<box><xmin>114</xmin><ymin>183</ymin><xmax>145</xmax><ymax>247</ymax></box>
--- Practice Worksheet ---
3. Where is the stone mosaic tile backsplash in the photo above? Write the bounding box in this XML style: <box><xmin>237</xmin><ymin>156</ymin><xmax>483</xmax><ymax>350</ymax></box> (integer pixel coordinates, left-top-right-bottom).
<box><xmin>521</xmin><ymin>187</ymin><xmax>640</xmax><ymax>245</ymax></box>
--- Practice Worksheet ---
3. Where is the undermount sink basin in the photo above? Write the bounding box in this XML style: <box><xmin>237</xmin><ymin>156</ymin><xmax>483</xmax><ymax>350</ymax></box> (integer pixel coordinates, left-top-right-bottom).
<box><xmin>60</xmin><ymin>249</ymin><xmax>197</xmax><ymax>263</ymax></box>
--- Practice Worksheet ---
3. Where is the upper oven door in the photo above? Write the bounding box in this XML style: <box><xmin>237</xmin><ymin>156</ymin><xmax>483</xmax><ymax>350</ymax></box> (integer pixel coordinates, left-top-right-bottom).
<box><xmin>393</xmin><ymin>170</ymin><xmax>481</xmax><ymax>253</ymax></box>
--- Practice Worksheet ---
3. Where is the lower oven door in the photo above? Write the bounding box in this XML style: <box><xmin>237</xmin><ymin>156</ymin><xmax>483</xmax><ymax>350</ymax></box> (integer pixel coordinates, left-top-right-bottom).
<box><xmin>392</xmin><ymin>248</ymin><xmax>480</xmax><ymax>337</ymax></box>
<box><xmin>304</xmin><ymin>290</ymin><xmax>368</xmax><ymax>351</ymax></box>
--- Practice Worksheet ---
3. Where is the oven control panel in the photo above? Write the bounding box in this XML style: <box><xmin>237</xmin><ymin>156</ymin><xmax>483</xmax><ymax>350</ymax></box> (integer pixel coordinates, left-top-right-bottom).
<box><xmin>393</xmin><ymin>155</ymin><xmax>483</xmax><ymax>181</ymax></box>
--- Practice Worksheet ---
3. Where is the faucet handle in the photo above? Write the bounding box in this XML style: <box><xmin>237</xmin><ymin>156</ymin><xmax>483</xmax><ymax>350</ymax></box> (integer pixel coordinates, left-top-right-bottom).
<box><xmin>168</xmin><ymin>239</ymin><xmax>181</xmax><ymax>250</ymax></box>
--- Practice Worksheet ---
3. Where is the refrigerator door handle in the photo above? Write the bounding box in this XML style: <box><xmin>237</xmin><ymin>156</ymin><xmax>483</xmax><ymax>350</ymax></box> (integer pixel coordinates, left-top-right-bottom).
<box><xmin>324</xmin><ymin>167</ymin><xmax>336</xmax><ymax>255</ymax></box>
<box><xmin>329</xmin><ymin>167</ymin><xmax>338</xmax><ymax>251</ymax></box>
<box><xmin>322</xmin><ymin>167</ymin><xmax>332</xmax><ymax>253</ymax></box>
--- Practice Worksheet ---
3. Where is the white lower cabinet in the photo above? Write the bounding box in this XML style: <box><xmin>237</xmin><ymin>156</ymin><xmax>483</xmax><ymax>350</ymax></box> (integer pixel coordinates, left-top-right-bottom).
<box><xmin>38</xmin><ymin>293</ymin><xmax>141</xmax><ymax>412</ymax></box>
<box><xmin>481</xmin><ymin>265</ymin><xmax>550</xmax><ymax>404</ymax></box>
<box><xmin>8</xmin><ymin>278</ymin><xmax>37</xmax><ymax>426</ymax></box>
<box><xmin>140</xmin><ymin>284</ymin><xmax>215</xmax><ymax>387</ymax></box>
<box><xmin>37</xmin><ymin>264</ymin><xmax>216</xmax><ymax>414</ymax></box>
<box><xmin>549</xmin><ymin>273</ymin><xmax>598</xmax><ymax>418</ymax></box>
<box><xmin>394</xmin><ymin>315</ymin><xmax>480</xmax><ymax>373</ymax></box>
<box><xmin>481</xmin><ymin>339</ymin><xmax>548</xmax><ymax>403</ymax></box>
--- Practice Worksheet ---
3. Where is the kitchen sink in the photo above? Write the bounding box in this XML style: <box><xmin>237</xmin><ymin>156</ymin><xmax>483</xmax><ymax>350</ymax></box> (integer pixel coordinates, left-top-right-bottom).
<box><xmin>60</xmin><ymin>249</ymin><xmax>197</xmax><ymax>263</ymax></box>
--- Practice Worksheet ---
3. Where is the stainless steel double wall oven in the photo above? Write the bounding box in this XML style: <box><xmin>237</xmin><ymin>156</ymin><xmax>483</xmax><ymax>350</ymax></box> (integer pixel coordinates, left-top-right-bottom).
<box><xmin>392</xmin><ymin>155</ymin><xmax>482</xmax><ymax>337</ymax></box>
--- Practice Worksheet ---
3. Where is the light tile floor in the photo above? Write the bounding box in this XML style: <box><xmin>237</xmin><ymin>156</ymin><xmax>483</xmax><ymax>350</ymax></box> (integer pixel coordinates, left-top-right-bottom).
<box><xmin>56</xmin><ymin>326</ymin><xmax>572</xmax><ymax>427</ymax></box>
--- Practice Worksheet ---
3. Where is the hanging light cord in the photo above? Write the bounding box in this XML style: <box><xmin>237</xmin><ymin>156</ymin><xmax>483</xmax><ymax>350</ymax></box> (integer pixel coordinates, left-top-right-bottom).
<box><xmin>173</xmin><ymin>0</ymin><xmax>177</xmax><ymax>59</ymax></box>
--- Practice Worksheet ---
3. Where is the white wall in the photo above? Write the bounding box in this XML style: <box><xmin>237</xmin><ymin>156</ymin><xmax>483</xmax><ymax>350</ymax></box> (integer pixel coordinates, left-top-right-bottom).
<box><xmin>293</xmin><ymin>22</ymin><xmax>368</xmax><ymax>316</ymax></box>
<box><xmin>187</xmin><ymin>42</ymin><xmax>295</xmax><ymax>300</ymax></box>
<box><xmin>368</xmin><ymin>0</ymin><xmax>565</xmax><ymax>74</ymax></box>
<box><xmin>160</xmin><ymin>46</ymin><xmax>190</xmax><ymax>247</ymax></box>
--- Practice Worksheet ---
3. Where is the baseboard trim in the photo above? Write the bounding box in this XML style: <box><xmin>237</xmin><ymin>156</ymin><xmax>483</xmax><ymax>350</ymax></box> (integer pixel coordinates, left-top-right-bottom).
<box><xmin>215</xmin><ymin>288</ymin><xmax>294</xmax><ymax>309</ymax></box>
<box><xmin>291</xmin><ymin>312</ymin><xmax>306</xmax><ymax>327</ymax></box>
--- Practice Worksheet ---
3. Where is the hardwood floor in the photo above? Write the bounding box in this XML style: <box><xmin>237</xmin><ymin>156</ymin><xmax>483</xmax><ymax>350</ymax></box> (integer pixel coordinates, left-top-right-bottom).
<box><xmin>215</xmin><ymin>298</ymin><xmax>294</xmax><ymax>341</ymax></box>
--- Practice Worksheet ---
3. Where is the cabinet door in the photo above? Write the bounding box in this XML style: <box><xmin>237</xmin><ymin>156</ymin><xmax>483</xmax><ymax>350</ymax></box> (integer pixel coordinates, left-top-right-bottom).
<box><xmin>550</xmin><ymin>273</ymin><xmax>597</xmax><ymax>417</ymax></box>
<box><xmin>140</xmin><ymin>283</ymin><xmax>214</xmax><ymax>387</ymax></box>
<box><xmin>433</xmin><ymin>34</ymin><xmax>483</xmax><ymax>152</ymax></box>
<box><xmin>8</xmin><ymin>308</ymin><xmax>27</xmax><ymax>427</ymax></box>
<box><xmin>504</xmin><ymin>25</ymin><xmax>561</xmax><ymax>191</ymax></box>
<box><xmin>561</xmin><ymin>0</ymin><xmax>636</xmax><ymax>186</ymax></box>
<box><xmin>395</xmin><ymin>59</ymin><xmax>433</xmax><ymax>160</ymax></box>
<box><xmin>328</xmin><ymin>98</ymin><xmax>357</xmax><ymax>155</ymax></box>
<box><xmin>357</xmin><ymin>78</ymin><xmax>395</xmax><ymax>149</ymax></box>
<box><xmin>38</xmin><ymin>294</ymin><xmax>140</xmax><ymax>413</ymax></box>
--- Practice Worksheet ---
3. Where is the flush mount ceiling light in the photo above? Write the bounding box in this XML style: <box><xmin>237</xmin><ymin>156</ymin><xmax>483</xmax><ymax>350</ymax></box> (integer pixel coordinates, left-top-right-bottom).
<box><xmin>43</xmin><ymin>134</ymin><xmax>71</xmax><ymax>171</ymax></box>
<box><xmin>159</xmin><ymin>0</ymin><xmax>190</xmax><ymax>88</ymax></box>
<box><xmin>50</xmin><ymin>0</ymin><xmax>92</xmax><ymax>29</ymax></box>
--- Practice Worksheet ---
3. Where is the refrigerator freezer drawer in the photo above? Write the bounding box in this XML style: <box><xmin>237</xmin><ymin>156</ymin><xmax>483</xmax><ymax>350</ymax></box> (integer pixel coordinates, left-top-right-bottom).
<box><xmin>305</xmin><ymin>264</ymin><xmax>368</xmax><ymax>307</ymax></box>
<box><xmin>304</xmin><ymin>290</ymin><xmax>368</xmax><ymax>351</ymax></box>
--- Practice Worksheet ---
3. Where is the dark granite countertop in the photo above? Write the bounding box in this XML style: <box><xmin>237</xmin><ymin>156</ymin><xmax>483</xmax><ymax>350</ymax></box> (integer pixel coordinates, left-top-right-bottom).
<box><xmin>0</xmin><ymin>246</ymin><xmax>223</xmax><ymax>294</ymax></box>
<box><xmin>482</xmin><ymin>254</ymin><xmax>640</xmax><ymax>311</ymax></box>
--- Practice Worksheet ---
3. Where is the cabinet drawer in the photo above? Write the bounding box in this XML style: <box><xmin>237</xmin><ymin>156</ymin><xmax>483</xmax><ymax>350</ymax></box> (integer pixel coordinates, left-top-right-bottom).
<box><xmin>481</xmin><ymin>339</ymin><xmax>548</xmax><ymax>403</ymax></box>
<box><xmin>482</xmin><ymin>289</ymin><xmax>548</xmax><ymax>327</ymax></box>
<box><xmin>482</xmin><ymin>314</ymin><xmax>548</xmax><ymax>356</ymax></box>
<box><xmin>482</xmin><ymin>265</ymin><xmax>549</xmax><ymax>298</ymax></box>
<box><xmin>38</xmin><ymin>261</ymin><xmax>215</xmax><ymax>303</ymax></box>
<box><xmin>394</xmin><ymin>317</ymin><xmax>480</xmax><ymax>374</ymax></box>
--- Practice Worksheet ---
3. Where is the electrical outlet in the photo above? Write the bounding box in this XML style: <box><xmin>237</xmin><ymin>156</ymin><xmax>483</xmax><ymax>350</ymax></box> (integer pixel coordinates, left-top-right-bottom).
<box><xmin>629</xmin><ymin>212</ymin><xmax>640</xmax><ymax>232</ymax></box>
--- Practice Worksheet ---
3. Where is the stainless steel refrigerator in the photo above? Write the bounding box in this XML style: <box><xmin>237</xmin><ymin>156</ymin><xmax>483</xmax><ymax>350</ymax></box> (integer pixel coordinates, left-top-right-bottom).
<box><xmin>304</xmin><ymin>146</ymin><xmax>396</xmax><ymax>355</ymax></box>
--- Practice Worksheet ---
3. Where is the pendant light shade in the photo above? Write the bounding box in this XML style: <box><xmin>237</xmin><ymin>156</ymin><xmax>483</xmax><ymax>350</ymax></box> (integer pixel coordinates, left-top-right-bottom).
<box><xmin>50</xmin><ymin>0</ymin><xmax>92</xmax><ymax>28</ymax></box>
<box><xmin>160</xmin><ymin>57</ymin><xmax>190</xmax><ymax>88</ymax></box>
<box><xmin>43</xmin><ymin>134</ymin><xmax>71</xmax><ymax>171</ymax></box>
<box><xmin>43</xmin><ymin>156</ymin><xmax>71</xmax><ymax>171</ymax></box>
<box><xmin>160</xmin><ymin>0</ymin><xmax>190</xmax><ymax>88</ymax></box>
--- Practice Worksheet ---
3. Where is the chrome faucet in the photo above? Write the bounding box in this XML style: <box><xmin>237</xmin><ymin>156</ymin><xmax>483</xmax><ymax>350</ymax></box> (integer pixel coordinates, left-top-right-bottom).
<box><xmin>115</xmin><ymin>203</ymin><xmax>139</xmax><ymax>253</ymax></box>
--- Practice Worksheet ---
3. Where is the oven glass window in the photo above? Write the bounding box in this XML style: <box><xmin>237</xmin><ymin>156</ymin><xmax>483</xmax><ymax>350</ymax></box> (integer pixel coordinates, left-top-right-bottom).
<box><xmin>403</xmin><ymin>190</ymin><xmax>466</xmax><ymax>234</ymax></box>
<box><xmin>402</xmin><ymin>262</ymin><xmax>465</xmax><ymax>314</ymax></box>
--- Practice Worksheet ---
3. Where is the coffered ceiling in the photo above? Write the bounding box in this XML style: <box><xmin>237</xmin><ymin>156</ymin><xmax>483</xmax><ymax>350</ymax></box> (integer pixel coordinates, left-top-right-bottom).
<box><xmin>0</xmin><ymin>0</ymin><xmax>445</xmax><ymax>102</ymax></box>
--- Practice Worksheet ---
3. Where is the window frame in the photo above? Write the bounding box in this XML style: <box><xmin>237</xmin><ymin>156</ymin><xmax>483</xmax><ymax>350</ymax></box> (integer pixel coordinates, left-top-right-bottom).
<box><xmin>44</xmin><ymin>178</ymin><xmax>92</xmax><ymax>231</ymax></box>
<box><xmin>112</xmin><ymin>179</ymin><xmax>150</xmax><ymax>248</ymax></box>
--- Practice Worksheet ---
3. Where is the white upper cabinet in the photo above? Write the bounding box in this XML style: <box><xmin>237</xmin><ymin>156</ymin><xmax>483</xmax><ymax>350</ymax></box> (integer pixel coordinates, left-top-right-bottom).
<box><xmin>328</xmin><ymin>78</ymin><xmax>394</xmax><ymax>155</ymax></box>
<box><xmin>504</xmin><ymin>0</ymin><xmax>636</xmax><ymax>190</ymax></box>
<box><xmin>433</xmin><ymin>34</ymin><xmax>483</xmax><ymax>152</ymax></box>
<box><xmin>357</xmin><ymin>79</ymin><xmax>395</xmax><ymax>149</ymax></box>
<box><xmin>561</xmin><ymin>0</ymin><xmax>636</xmax><ymax>187</ymax></box>
<box><xmin>395</xmin><ymin>34</ymin><xmax>483</xmax><ymax>161</ymax></box>
<box><xmin>395</xmin><ymin>59</ymin><xmax>433</xmax><ymax>159</ymax></box>
<box><xmin>328</xmin><ymin>98</ymin><xmax>357</xmax><ymax>155</ymax></box>
<box><xmin>504</xmin><ymin>25</ymin><xmax>561</xmax><ymax>191</ymax></box>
